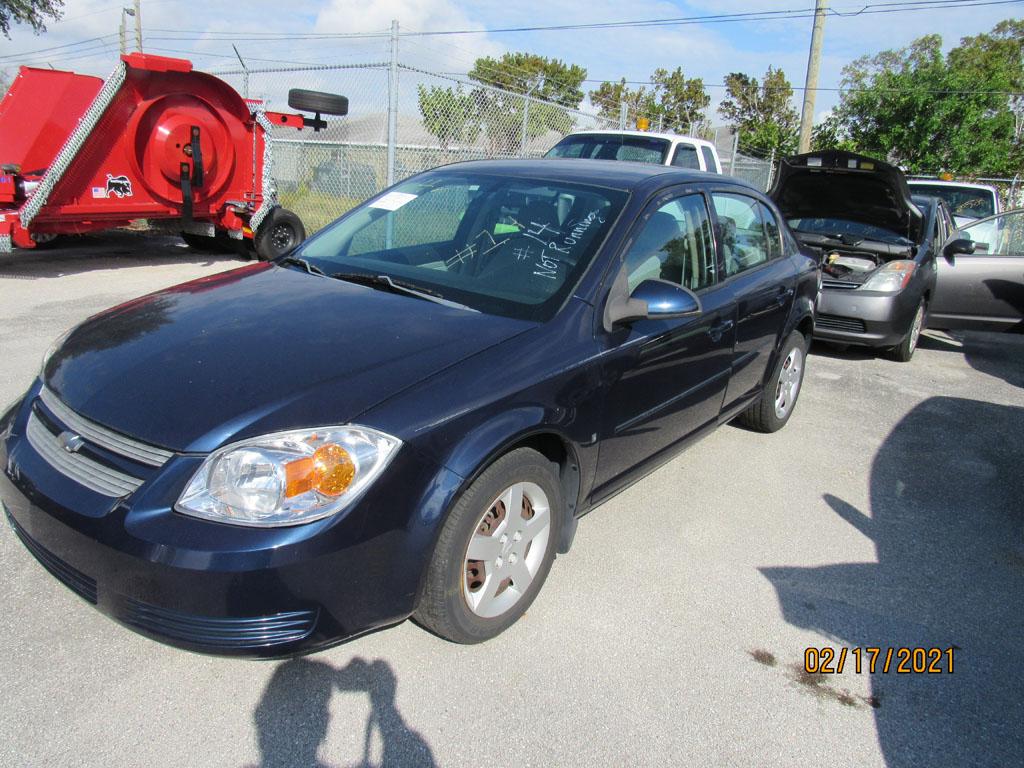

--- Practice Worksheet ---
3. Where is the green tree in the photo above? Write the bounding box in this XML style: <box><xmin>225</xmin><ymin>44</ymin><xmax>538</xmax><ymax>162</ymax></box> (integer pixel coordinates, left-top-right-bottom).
<box><xmin>718</xmin><ymin>66</ymin><xmax>799</xmax><ymax>157</ymax></box>
<box><xmin>822</xmin><ymin>21</ymin><xmax>1024</xmax><ymax>176</ymax></box>
<box><xmin>1</xmin><ymin>0</ymin><xmax>64</xmax><ymax>37</ymax></box>
<box><xmin>589</xmin><ymin>68</ymin><xmax>709</xmax><ymax>132</ymax></box>
<box><xmin>416</xmin><ymin>85</ymin><xmax>480</xmax><ymax>149</ymax></box>
<box><xmin>468</xmin><ymin>52</ymin><xmax>587</xmax><ymax>154</ymax></box>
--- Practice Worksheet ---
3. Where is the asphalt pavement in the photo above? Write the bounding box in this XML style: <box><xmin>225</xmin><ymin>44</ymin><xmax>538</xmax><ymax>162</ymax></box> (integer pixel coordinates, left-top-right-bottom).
<box><xmin>1</xmin><ymin>233</ymin><xmax>1022</xmax><ymax>768</ymax></box>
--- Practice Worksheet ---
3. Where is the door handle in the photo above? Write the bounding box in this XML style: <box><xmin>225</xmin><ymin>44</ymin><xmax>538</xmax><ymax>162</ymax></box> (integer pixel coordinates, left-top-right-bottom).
<box><xmin>708</xmin><ymin>318</ymin><xmax>734</xmax><ymax>342</ymax></box>
<box><xmin>775</xmin><ymin>287</ymin><xmax>795</xmax><ymax>306</ymax></box>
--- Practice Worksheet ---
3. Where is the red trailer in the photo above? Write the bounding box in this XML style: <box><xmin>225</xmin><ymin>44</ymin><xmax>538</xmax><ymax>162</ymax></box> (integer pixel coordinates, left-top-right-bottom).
<box><xmin>0</xmin><ymin>53</ymin><xmax>347</xmax><ymax>259</ymax></box>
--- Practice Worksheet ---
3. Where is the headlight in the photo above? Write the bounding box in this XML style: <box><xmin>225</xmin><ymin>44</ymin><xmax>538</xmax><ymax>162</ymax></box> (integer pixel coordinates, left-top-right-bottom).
<box><xmin>176</xmin><ymin>426</ymin><xmax>401</xmax><ymax>527</ymax></box>
<box><xmin>861</xmin><ymin>260</ymin><xmax>916</xmax><ymax>292</ymax></box>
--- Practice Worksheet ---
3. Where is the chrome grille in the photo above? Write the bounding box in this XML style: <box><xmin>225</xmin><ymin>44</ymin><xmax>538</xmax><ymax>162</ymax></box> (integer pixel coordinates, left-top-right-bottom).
<box><xmin>26</xmin><ymin>412</ymin><xmax>144</xmax><ymax>497</ymax></box>
<box><xmin>39</xmin><ymin>387</ymin><xmax>172</xmax><ymax>467</ymax></box>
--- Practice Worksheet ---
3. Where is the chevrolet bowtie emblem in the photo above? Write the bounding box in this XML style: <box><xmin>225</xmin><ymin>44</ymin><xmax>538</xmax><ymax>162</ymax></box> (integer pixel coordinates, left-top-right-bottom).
<box><xmin>58</xmin><ymin>431</ymin><xmax>85</xmax><ymax>453</ymax></box>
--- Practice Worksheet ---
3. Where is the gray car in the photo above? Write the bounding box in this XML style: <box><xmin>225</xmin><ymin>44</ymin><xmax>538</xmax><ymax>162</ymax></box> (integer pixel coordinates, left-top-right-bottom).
<box><xmin>770</xmin><ymin>150</ymin><xmax>966</xmax><ymax>361</ymax></box>
<box><xmin>930</xmin><ymin>209</ymin><xmax>1024</xmax><ymax>332</ymax></box>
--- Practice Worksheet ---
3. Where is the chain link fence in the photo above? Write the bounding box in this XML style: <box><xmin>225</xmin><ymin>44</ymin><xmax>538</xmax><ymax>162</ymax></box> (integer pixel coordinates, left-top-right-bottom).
<box><xmin>212</xmin><ymin>60</ymin><xmax>773</xmax><ymax>233</ymax></box>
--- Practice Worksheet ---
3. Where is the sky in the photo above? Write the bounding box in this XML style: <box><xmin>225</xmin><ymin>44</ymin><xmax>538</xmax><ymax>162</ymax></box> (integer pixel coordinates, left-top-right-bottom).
<box><xmin>2</xmin><ymin>0</ymin><xmax>1022</xmax><ymax>123</ymax></box>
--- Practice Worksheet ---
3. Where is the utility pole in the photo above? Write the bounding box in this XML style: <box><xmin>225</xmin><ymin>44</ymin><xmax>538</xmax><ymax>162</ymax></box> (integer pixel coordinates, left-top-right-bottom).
<box><xmin>134</xmin><ymin>0</ymin><xmax>143</xmax><ymax>52</ymax></box>
<box><xmin>119</xmin><ymin>6</ymin><xmax>137</xmax><ymax>55</ymax></box>
<box><xmin>798</xmin><ymin>0</ymin><xmax>828</xmax><ymax>153</ymax></box>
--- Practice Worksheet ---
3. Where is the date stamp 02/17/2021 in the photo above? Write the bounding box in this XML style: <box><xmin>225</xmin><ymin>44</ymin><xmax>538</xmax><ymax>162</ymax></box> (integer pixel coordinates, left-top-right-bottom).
<box><xmin>803</xmin><ymin>647</ymin><xmax>957</xmax><ymax>674</ymax></box>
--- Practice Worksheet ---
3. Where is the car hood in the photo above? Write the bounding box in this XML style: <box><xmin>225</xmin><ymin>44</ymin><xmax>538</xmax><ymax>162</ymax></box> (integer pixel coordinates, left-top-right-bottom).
<box><xmin>43</xmin><ymin>263</ymin><xmax>533</xmax><ymax>452</ymax></box>
<box><xmin>769</xmin><ymin>150</ymin><xmax>923</xmax><ymax>242</ymax></box>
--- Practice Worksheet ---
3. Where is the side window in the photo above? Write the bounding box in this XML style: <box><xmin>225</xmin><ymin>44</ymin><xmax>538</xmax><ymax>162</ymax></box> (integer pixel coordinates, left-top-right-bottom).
<box><xmin>759</xmin><ymin>202</ymin><xmax>783</xmax><ymax>259</ymax></box>
<box><xmin>711</xmin><ymin>193</ymin><xmax>770</xmax><ymax>277</ymax></box>
<box><xmin>700</xmin><ymin>146</ymin><xmax>719</xmax><ymax>173</ymax></box>
<box><xmin>964</xmin><ymin>211</ymin><xmax>1024</xmax><ymax>256</ymax></box>
<box><xmin>671</xmin><ymin>144</ymin><xmax>701</xmax><ymax>169</ymax></box>
<box><xmin>624</xmin><ymin>194</ymin><xmax>717</xmax><ymax>293</ymax></box>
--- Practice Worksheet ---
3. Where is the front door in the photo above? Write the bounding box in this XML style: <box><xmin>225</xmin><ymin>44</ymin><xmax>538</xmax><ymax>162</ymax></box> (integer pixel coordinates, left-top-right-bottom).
<box><xmin>593</xmin><ymin>190</ymin><xmax>736</xmax><ymax>497</ymax></box>
<box><xmin>932</xmin><ymin>210</ymin><xmax>1024</xmax><ymax>331</ymax></box>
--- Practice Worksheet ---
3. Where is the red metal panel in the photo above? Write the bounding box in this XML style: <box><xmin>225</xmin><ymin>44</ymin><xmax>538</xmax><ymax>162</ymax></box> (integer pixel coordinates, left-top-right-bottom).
<box><xmin>0</xmin><ymin>68</ymin><xmax>103</xmax><ymax>175</ymax></box>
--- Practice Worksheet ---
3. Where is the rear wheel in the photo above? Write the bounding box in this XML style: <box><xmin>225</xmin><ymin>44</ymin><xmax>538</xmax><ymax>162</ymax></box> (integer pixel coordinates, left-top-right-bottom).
<box><xmin>254</xmin><ymin>207</ymin><xmax>305</xmax><ymax>261</ymax></box>
<box><xmin>889</xmin><ymin>300</ymin><xmax>925</xmax><ymax>362</ymax></box>
<box><xmin>738</xmin><ymin>330</ymin><xmax>807</xmax><ymax>433</ymax></box>
<box><xmin>415</xmin><ymin>448</ymin><xmax>561</xmax><ymax>643</ymax></box>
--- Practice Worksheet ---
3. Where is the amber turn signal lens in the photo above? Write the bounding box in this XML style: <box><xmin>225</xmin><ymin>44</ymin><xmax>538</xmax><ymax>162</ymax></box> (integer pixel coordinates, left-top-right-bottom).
<box><xmin>312</xmin><ymin>443</ymin><xmax>356</xmax><ymax>496</ymax></box>
<box><xmin>284</xmin><ymin>444</ymin><xmax>356</xmax><ymax>498</ymax></box>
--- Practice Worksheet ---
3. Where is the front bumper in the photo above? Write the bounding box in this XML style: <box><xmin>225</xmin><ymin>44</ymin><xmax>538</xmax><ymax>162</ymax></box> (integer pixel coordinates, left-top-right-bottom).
<box><xmin>0</xmin><ymin>388</ymin><xmax>460</xmax><ymax>657</ymax></box>
<box><xmin>813</xmin><ymin>286</ymin><xmax>920</xmax><ymax>347</ymax></box>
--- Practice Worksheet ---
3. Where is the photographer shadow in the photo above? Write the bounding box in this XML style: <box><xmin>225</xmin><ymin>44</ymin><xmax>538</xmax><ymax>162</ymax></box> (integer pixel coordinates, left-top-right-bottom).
<box><xmin>250</xmin><ymin>656</ymin><xmax>436</xmax><ymax>768</ymax></box>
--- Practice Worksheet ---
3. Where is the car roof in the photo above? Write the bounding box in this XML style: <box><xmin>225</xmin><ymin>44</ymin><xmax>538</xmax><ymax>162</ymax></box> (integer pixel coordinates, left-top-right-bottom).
<box><xmin>428</xmin><ymin>158</ymin><xmax>753</xmax><ymax>192</ymax></box>
<box><xmin>563</xmin><ymin>129</ymin><xmax>716</xmax><ymax>148</ymax></box>
<box><xmin>907</xmin><ymin>179</ymin><xmax>998</xmax><ymax>194</ymax></box>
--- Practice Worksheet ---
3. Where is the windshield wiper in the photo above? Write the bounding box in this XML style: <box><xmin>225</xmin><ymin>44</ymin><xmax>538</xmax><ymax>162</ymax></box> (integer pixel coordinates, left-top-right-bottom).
<box><xmin>279</xmin><ymin>256</ymin><xmax>326</xmax><ymax>276</ymax></box>
<box><xmin>332</xmin><ymin>273</ymin><xmax>479</xmax><ymax>313</ymax></box>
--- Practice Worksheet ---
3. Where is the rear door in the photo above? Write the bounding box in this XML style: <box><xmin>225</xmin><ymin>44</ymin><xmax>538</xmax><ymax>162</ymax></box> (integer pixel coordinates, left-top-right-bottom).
<box><xmin>931</xmin><ymin>210</ymin><xmax>1024</xmax><ymax>331</ymax></box>
<box><xmin>709</xmin><ymin>191</ymin><xmax>797</xmax><ymax>410</ymax></box>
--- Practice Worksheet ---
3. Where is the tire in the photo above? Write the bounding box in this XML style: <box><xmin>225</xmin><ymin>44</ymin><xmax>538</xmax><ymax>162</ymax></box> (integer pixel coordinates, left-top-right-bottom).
<box><xmin>288</xmin><ymin>88</ymin><xmax>349</xmax><ymax>116</ymax></box>
<box><xmin>414</xmin><ymin>448</ymin><xmax>562</xmax><ymax>644</ymax></box>
<box><xmin>888</xmin><ymin>300</ymin><xmax>925</xmax><ymax>362</ymax></box>
<box><xmin>254</xmin><ymin>208</ymin><xmax>305</xmax><ymax>261</ymax></box>
<box><xmin>738</xmin><ymin>330</ymin><xmax>807</xmax><ymax>433</ymax></box>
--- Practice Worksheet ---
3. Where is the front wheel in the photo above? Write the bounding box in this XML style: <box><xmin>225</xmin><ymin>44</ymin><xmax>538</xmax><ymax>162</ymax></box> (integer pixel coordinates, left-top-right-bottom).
<box><xmin>253</xmin><ymin>207</ymin><xmax>306</xmax><ymax>261</ymax></box>
<box><xmin>414</xmin><ymin>448</ymin><xmax>561</xmax><ymax>643</ymax></box>
<box><xmin>888</xmin><ymin>300</ymin><xmax>925</xmax><ymax>362</ymax></box>
<box><xmin>738</xmin><ymin>330</ymin><xmax>807</xmax><ymax>433</ymax></box>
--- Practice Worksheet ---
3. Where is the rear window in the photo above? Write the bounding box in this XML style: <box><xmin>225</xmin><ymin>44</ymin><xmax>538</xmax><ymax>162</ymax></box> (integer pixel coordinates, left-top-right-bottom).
<box><xmin>701</xmin><ymin>145</ymin><xmax>719</xmax><ymax>173</ymax></box>
<box><xmin>546</xmin><ymin>134</ymin><xmax>671</xmax><ymax>165</ymax></box>
<box><xmin>908</xmin><ymin>184</ymin><xmax>995</xmax><ymax>220</ymax></box>
<box><xmin>670</xmin><ymin>144</ymin><xmax>700</xmax><ymax>169</ymax></box>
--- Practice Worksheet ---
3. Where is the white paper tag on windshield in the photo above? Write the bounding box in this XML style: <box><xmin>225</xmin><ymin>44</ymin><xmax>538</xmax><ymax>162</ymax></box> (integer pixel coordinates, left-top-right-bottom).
<box><xmin>369</xmin><ymin>191</ymin><xmax>417</xmax><ymax>211</ymax></box>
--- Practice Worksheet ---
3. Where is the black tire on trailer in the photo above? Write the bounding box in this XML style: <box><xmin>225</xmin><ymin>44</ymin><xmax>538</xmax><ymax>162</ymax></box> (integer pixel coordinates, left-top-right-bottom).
<box><xmin>287</xmin><ymin>89</ymin><xmax>349</xmax><ymax>116</ymax></box>
<box><xmin>253</xmin><ymin>207</ymin><xmax>306</xmax><ymax>261</ymax></box>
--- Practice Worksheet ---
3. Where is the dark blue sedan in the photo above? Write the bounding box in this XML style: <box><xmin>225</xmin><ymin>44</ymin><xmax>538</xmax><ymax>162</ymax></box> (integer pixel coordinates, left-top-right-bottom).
<box><xmin>0</xmin><ymin>159</ymin><xmax>817</xmax><ymax>655</ymax></box>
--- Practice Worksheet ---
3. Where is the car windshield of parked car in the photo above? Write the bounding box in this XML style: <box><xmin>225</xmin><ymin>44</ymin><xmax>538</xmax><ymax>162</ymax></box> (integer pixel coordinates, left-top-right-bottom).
<box><xmin>545</xmin><ymin>134</ymin><xmax>671</xmax><ymax>164</ymax></box>
<box><xmin>295</xmin><ymin>171</ymin><xmax>628</xmax><ymax>321</ymax></box>
<box><xmin>909</xmin><ymin>184</ymin><xmax>995</xmax><ymax>220</ymax></box>
<box><xmin>787</xmin><ymin>217</ymin><xmax>913</xmax><ymax>245</ymax></box>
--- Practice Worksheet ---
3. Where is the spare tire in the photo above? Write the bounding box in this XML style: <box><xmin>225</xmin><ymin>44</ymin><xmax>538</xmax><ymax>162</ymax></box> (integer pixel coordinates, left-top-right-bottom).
<box><xmin>288</xmin><ymin>89</ymin><xmax>349</xmax><ymax>116</ymax></box>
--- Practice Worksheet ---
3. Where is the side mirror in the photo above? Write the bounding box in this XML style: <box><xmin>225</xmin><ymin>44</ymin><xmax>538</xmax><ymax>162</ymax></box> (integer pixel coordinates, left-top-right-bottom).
<box><xmin>288</xmin><ymin>89</ymin><xmax>349</xmax><ymax>132</ymax></box>
<box><xmin>942</xmin><ymin>235</ymin><xmax>976</xmax><ymax>261</ymax></box>
<box><xmin>604</xmin><ymin>278</ymin><xmax>702</xmax><ymax>330</ymax></box>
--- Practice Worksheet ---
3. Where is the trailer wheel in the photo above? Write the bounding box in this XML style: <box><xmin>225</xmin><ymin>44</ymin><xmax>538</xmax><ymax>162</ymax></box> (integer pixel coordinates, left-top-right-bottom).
<box><xmin>254</xmin><ymin>208</ymin><xmax>306</xmax><ymax>261</ymax></box>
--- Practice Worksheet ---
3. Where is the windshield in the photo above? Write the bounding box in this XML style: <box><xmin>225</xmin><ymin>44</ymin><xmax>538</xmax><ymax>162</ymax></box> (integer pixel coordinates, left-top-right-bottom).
<box><xmin>787</xmin><ymin>217</ymin><xmax>913</xmax><ymax>245</ymax></box>
<box><xmin>294</xmin><ymin>171</ymin><xmax>627</xmax><ymax>321</ymax></box>
<box><xmin>908</xmin><ymin>184</ymin><xmax>995</xmax><ymax>220</ymax></box>
<box><xmin>545</xmin><ymin>134</ymin><xmax>671</xmax><ymax>165</ymax></box>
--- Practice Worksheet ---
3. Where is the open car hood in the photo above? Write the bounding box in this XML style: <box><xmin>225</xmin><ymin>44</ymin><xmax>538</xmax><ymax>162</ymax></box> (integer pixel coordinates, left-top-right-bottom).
<box><xmin>769</xmin><ymin>150</ymin><xmax>923</xmax><ymax>243</ymax></box>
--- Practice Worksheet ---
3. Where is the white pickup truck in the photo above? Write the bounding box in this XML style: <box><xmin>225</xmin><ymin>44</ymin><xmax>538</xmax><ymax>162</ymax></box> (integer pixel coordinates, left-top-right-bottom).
<box><xmin>545</xmin><ymin>130</ymin><xmax>723</xmax><ymax>174</ymax></box>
